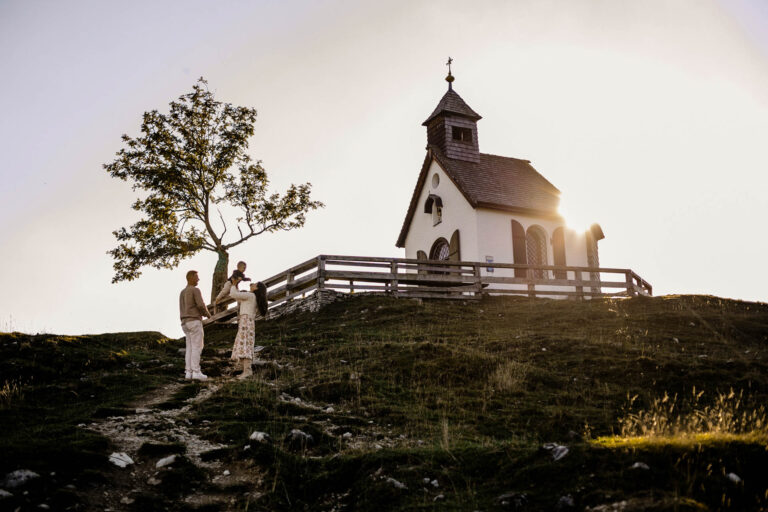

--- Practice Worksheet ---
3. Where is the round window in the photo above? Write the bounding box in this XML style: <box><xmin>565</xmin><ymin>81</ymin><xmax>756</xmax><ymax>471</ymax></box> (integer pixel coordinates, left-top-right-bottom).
<box><xmin>431</xmin><ymin>173</ymin><xmax>440</xmax><ymax>188</ymax></box>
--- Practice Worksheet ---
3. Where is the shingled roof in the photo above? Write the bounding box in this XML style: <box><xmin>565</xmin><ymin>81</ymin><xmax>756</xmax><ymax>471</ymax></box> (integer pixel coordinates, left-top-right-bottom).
<box><xmin>422</xmin><ymin>89</ymin><xmax>482</xmax><ymax>126</ymax></box>
<box><xmin>395</xmin><ymin>145</ymin><xmax>562</xmax><ymax>247</ymax></box>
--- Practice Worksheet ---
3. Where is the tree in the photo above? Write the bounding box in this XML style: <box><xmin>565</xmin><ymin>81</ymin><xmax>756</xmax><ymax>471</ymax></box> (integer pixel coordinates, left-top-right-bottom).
<box><xmin>105</xmin><ymin>78</ymin><xmax>323</xmax><ymax>302</ymax></box>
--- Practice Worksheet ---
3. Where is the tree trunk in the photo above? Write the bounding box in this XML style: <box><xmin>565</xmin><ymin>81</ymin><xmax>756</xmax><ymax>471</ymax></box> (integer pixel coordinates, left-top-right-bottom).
<box><xmin>211</xmin><ymin>250</ymin><xmax>229</xmax><ymax>304</ymax></box>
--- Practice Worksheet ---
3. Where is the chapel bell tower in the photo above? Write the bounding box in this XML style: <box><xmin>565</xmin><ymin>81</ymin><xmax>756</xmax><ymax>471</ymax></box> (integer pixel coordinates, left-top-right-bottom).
<box><xmin>422</xmin><ymin>59</ymin><xmax>482</xmax><ymax>163</ymax></box>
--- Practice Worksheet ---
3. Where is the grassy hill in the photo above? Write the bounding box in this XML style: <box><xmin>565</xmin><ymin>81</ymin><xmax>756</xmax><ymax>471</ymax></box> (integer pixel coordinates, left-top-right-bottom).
<box><xmin>1</xmin><ymin>294</ymin><xmax>768</xmax><ymax>511</ymax></box>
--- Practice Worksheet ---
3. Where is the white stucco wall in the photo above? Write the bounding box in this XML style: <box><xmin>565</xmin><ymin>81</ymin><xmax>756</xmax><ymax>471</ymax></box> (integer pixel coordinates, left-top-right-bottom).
<box><xmin>474</xmin><ymin>208</ymin><xmax>595</xmax><ymax>294</ymax></box>
<box><xmin>403</xmin><ymin>160</ymin><xmax>478</xmax><ymax>261</ymax></box>
<box><xmin>475</xmin><ymin>209</ymin><xmax>591</xmax><ymax>270</ymax></box>
<box><xmin>401</xmin><ymin>158</ymin><xmax>602</xmax><ymax>297</ymax></box>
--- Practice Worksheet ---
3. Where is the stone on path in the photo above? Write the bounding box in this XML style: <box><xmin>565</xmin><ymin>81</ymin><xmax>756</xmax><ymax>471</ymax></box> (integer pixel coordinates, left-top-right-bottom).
<box><xmin>2</xmin><ymin>469</ymin><xmax>40</xmax><ymax>489</ymax></box>
<box><xmin>542</xmin><ymin>443</ymin><xmax>569</xmax><ymax>461</ymax></box>
<box><xmin>285</xmin><ymin>429</ymin><xmax>314</xmax><ymax>449</ymax></box>
<box><xmin>386</xmin><ymin>477</ymin><xmax>407</xmax><ymax>490</ymax></box>
<box><xmin>156</xmin><ymin>455</ymin><xmax>176</xmax><ymax>468</ymax></box>
<box><xmin>108</xmin><ymin>453</ymin><xmax>134</xmax><ymax>468</ymax></box>
<box><xmin>249</xmin><ymin>431</ymin><xmax>271</xmax><ymax>443</ymax></box>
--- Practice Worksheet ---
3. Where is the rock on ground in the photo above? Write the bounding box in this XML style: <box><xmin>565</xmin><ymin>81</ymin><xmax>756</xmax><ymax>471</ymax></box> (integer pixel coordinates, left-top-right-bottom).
<box><xmin>108</xmin><ymin>452</ymin><xmax>134</xmax><ymax>468</ymax></box>
<box><xmin>2</xmin><ymin>469</ymin><xmax>40</xmax><ymax>489</ymax></box>
<box><xmin>386</xmin><ymin>477</ymin><xmax>407</xmax><ymax>490</ymax></box>
<box><xmin>156</xmin><ymin>455</ymin><xmax>176</xmax><ymax>468</ymax></box>
<box><xmin>249</xmin><ymin>431</ymin><xmax>271</xmax><ymax>442</ymax></box>
<box><xmin>542</xmin><ymin>443</ymin><xmax>569</xmax><ymax>461</ymax></box>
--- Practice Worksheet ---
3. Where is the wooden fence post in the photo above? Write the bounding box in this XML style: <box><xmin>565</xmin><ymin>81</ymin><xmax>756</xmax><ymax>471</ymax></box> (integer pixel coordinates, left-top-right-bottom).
<box><xmin>317</xmin><ymin>256</ymin><xmax>325</xmax><ymax>290</ymax></box>
<box><xmin>390</xmin><ymin>261</ymin><xmax>399</xmax><ymax>297</ymax></box>
<box><xmin>286</xmin><ymin>271</ymin><xmax>294</xmax><ymax>301</ymax></box>
<box><xmin>527</xmin><ymin>267</ymin><xmax>535</xmax><ymax>298</ymax></box>
<box><xmin>473</xmin><ymin>264</ymin><xmax>482</xmax><ymax>296</ymax></box>
<box><xmin>575</xmin><ymin>270</ymin><xmax>584</xmax><ymax>300</ymax></box>
<box><xmin>625</xmin><ymin>270</ymin><xmax>635</xmax><ymax>297</ymax></box>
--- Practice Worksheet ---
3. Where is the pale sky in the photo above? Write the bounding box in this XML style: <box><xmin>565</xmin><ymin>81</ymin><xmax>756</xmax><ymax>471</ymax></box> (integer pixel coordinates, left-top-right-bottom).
<box><xmin>1</xmin><ymin>0</ymin><xmax>767</xmax><ymax>337</ymax></box>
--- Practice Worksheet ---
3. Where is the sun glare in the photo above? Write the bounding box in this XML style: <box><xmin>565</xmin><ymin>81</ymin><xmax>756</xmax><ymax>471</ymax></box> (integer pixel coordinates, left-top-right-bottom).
<box><xmin>558</xmin><ymin>201</ymin><xmax>592</xmax><ymax>234</ymax></box>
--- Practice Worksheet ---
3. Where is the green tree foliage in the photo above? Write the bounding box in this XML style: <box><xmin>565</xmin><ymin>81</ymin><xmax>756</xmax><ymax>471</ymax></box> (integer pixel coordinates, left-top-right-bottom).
<box><xmin>105</xmin><ymin>78</ymin><xmax>323</xmax><ymax>301</ymax></box>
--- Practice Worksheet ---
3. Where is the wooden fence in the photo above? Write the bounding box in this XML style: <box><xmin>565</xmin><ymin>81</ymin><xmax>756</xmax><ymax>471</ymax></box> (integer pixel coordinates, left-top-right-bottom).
<box><xmin>204</xmin><ymin>254</ymin><xmax>652</xmax><ymax>325</ymax></box>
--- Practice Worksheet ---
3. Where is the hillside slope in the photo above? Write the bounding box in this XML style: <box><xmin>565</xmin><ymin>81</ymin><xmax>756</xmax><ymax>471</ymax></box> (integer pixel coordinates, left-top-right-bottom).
<box><xmin>1</xmin><ymin>294</ymin><xmax>767</xmax><ymax>511</ymax></box>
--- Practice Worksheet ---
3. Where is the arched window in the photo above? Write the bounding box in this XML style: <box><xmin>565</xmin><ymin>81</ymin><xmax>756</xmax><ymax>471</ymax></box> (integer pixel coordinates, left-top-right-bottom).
<box><xmin>552</xmin><ymin>227</ymin><xmax>566</xmax><ymax>279</ymax></box>
<box><xmin>429</xmin><ymin>237</ymin><xmax>450</xmax><ymax>260</ymax></box>
<box><xmin>526</xmin><ymin>226</ymin><xmax>548</xmax><ymax>279</ymax></box>
<box><xmin>511</xmin><ymin>220</ymin><xmax>527</xmax><ymax>278</ymax></box>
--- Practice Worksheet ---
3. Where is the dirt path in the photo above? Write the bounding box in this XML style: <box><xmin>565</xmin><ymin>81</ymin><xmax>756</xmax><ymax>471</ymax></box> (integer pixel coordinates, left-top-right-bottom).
<box><xmin>78</xmin><ymin>346</ymin><xmax>368</xmax><ymax>510</ymax></box>
<box><xmin>82</xmin><ymin>363</ymin><xmax>265</xmax><ymax>510</ymax></box>
<box><xmin>87</xmin><ymin>381</ymin><xmax>225</xmax><ymax>468</ymax></box>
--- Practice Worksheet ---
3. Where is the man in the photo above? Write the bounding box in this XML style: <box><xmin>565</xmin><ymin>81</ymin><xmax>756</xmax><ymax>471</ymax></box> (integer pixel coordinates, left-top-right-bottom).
<box><xmin>179</xmin><ymin>270</ymin><xmax>212</xmax><ymax>380</ymax></box>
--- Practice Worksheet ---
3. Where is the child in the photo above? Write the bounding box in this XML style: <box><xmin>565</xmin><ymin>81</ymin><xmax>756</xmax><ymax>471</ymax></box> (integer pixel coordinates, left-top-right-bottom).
<box><xmin>214</xmin><ymin>261</ymin><xmax>249</xmax><ymax>313</ymax></box>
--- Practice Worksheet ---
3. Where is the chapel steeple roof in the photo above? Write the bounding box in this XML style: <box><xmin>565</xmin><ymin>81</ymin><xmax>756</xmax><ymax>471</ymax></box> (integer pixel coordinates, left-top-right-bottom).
<box><xmin>422</xmin><ymin>88</ymin><xmax>482</xmax><ymax>126</ymax></box>
<box><xmin>422</xmin><ymin>59</ymin><xmax>482</xmax><ymax>126</ymax></box>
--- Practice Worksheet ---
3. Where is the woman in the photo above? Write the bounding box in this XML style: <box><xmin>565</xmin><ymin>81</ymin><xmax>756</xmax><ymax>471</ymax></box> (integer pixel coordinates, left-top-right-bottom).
<box><xmin>229</xmin><ymin>276</ymin><xmax>260</xmax><ymax>379</ymax></box>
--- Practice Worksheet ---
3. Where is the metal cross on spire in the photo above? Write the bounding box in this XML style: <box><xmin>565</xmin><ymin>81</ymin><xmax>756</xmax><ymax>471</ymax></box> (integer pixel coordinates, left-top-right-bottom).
<box><xmin>445</xmin><ymin>56</ymin><xmax>455</xmax><ymax>89</ymax></box>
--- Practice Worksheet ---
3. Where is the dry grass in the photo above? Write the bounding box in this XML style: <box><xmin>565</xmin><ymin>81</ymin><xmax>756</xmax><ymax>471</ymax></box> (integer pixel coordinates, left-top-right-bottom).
<box><xmin>0</xmin><ymin>379</ymin><xmax>24</xmax><ymax>410</ymax></box>
<box><xmin>488</xmin><ymin>359</ymin><xmax>529</xmax><ymax>393</ymax></box>
<box><xmin>439</xmin><ymin>417</ymin><xmax>451</xmax><ymax>451</ymax></box>
<box><xmin>594</xmin><ymin>388</ymin><xmax>768</xmax><ymax>447</ymax></box>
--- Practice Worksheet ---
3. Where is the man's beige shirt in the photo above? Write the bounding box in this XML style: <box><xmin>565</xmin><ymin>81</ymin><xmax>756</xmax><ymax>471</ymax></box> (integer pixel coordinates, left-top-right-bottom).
<box><xmin>179</xmin><ymin>285</ymin><xmax>209</xmax><ymax>321</ymax></box>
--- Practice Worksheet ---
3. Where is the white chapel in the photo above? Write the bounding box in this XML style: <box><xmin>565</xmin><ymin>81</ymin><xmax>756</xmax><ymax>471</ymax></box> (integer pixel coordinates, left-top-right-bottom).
<box><xmin>396</xmin><ymin>70</ymin><xmax>604</xmax><ymax>281</ymax></box>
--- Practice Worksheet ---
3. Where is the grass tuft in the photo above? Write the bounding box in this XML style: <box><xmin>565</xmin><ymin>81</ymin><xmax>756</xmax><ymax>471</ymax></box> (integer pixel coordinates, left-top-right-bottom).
<box><xmin>488</xmin><ymin>359</ymin><xmax>529</xmax><ymax>393</ymax></box>
<box><xmin>0</xmin><ymin>378</ymin><xmax>25</xmax><ymax>409</ymax></box>
<box><xmin>594</xmin><ymin>388</ymin><xmax>768</xmax><ymax>448</ymax></box>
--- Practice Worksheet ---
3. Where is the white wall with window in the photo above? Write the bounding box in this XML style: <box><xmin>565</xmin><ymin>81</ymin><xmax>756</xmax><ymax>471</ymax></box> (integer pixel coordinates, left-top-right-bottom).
<box><xmin>471</xmin><ymin>208</ymin><xmax>597</xmax><ymax>294</ymax></box>
<box><xmin>402</xmin><ymin>163</ymin><xmax>601</xmax><ymax>297</ymax></box>
<box><xmin>404</xmin><ymin>160</ymin><xmax>478</xmax><ymax>262</ymax></box>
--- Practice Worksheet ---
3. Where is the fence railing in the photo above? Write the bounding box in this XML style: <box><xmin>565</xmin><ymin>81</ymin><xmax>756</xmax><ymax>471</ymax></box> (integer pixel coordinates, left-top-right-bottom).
<box><xmin>203</xmin><ymin>254</ymin><xmax>652</xmax><ymax>325</ymax></box>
